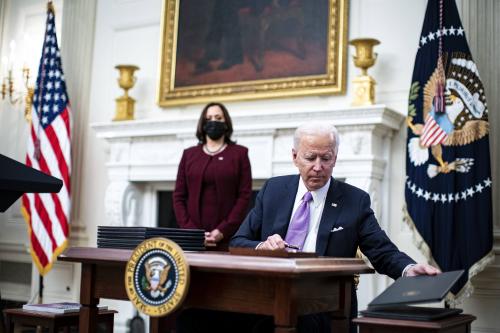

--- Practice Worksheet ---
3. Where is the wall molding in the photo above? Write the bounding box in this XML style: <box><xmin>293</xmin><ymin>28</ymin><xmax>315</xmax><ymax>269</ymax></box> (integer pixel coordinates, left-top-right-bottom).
<box><xmin>60</xmin><ymin>0</ymin><xmax>97</xmax><ymax>241</ymax></box>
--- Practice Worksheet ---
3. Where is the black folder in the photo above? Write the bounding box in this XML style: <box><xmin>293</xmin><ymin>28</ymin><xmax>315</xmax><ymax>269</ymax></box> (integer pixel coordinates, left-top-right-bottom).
<box><xmin>0</xmin><ymin>154</ymin><xmax>63</xmax><ymax>212</ymax></box>
<box><xmin>96</xmin><ymin>226</ymin><xmax>206</xmax><ymax>251</ymax></box>
<box><xmin>361</xmin><ymin>270</ymin><xmax>464</xmax><ymax>321</ymax></box>
<box><xmin>361</xmin><ymin>305</ymin><xmax>462</xmax><ymax>321</ymax></box>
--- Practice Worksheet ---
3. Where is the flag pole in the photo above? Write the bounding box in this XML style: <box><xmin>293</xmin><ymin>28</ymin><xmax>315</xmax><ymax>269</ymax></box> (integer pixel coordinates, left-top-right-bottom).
<box><xmin>36</xmin><ymin>275</ymin><xmax>44</xmax><ymax>333</ymax></box>
<box><xmin>38</xmin><ymin>275</ymin><xmax>44</xmax><ymax>304</ymax></box>
<box><xmin>35</xmin><ymin>275</ymin><xmax>44</xmax><ymax>333</ymax></box>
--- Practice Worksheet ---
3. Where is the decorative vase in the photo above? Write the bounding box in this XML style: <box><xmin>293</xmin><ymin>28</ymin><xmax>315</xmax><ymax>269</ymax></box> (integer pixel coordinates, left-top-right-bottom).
<box><xmin>114</xmin><ymin>65</ymin><xmax>139</xmax><ymax>121</ymax></box>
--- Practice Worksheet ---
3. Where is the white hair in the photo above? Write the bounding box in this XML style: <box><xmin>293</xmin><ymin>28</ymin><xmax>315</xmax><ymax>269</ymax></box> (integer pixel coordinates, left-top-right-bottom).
<box><xmin>293</xmin><ymin>122</ymin><xmax>340</xmax><ymax>154</ymax></box>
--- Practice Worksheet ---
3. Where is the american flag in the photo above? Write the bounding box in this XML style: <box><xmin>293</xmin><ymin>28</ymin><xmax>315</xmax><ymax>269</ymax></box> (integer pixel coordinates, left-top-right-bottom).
<box><xmin>420</xmin><ymin>113</ymin><xmax>448</xmax><ymax>147</ymax></box>
<box><xmin>21</xmin><ymin>2</ymin><xmax>71</xmax><ymax>276</ymax></box>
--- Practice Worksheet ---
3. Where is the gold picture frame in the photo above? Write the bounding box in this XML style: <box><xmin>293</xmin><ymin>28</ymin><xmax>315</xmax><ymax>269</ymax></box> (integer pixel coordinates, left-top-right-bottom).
<box><xmin>157</xmin><ymin>0</ymin><xmax>348</xmax><ymax>107</ymax></box>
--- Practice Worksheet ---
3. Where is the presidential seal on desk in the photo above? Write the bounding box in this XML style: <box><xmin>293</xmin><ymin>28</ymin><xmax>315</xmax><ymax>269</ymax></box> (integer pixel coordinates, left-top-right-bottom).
<box><xmin>125</xmin><ymin>237</ymin><xmax>190</xmax><ymax>317</ymax></box>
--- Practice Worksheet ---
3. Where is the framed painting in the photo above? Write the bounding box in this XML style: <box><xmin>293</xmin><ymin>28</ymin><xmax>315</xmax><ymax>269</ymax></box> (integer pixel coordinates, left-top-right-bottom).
<box><xmin>157</xmin><ymin>0</ymin><xmax>348</xmax><ymax>107</ymax></box>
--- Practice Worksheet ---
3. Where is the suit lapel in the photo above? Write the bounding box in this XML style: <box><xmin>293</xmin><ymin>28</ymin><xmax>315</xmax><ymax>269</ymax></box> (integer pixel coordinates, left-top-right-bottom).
<box><xmin>272</xmin><ymin>175</ymin><xmax>299</xmax><ymax>238</ymax></box>
<box><xmin>316</xmin><ymin>178</ymin><xmax>343</xmax><ymax>256</ymax></box>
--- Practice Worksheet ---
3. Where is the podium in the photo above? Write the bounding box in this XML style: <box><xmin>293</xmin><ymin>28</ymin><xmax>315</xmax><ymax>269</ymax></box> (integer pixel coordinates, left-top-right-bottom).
<box><xmin>59</xmin><ymin>247</ymin><xmax>374</xmax><ymax>333</ymax></box>
<box><xmin>0</xmin><ymin>153</ymin><xmax>62</xmax><ymax>212</ymax></box>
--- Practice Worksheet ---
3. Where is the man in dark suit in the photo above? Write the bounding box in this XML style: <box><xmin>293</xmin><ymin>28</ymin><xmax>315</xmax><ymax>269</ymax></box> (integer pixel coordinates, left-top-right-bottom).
<box><xmin>230</xmin><ymin>122</ymin><xmax>439</xmax><ymax>332</ymax></box>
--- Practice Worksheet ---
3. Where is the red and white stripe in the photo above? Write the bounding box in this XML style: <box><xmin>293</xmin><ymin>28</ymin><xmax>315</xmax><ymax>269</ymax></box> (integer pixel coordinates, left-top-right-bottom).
<box><xmin>21</xmin><ymin>103</ymin><xmax>71</xmax><ymax>275</ymax></box>
<box><xmin>420</xmin><ymin>114</ymin><xmax>448</xmax><ymax>147</ymax></box>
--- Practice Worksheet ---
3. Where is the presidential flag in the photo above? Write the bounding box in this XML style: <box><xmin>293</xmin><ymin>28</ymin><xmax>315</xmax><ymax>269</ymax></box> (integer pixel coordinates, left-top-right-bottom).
<box><xmin>21</xmin><ymin>2</ymin><xmax>71</xmax><ymax>276</ymax></box>
<box><xmin>405</xmin><ymin>0</ymin><xmax>493</xmax><ymax>301</ymax></box>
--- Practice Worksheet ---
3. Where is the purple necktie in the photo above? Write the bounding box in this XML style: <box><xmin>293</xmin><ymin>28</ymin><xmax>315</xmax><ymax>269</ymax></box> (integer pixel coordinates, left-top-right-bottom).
<box><xmin>285</xmin><ymin>192</ymin><xmax>313</xmax><ymax>250</ymax></box>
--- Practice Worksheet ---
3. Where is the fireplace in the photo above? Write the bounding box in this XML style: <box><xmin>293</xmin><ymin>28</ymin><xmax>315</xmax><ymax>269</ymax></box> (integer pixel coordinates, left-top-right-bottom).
<box><xmin>157</xmin><ymin>190</ymin><xmax>261</xmax><ymax>229</ymax></box>
<box><xmin>93</xmin><ymin>105</ymin><xmax>404</xmax><ymax>232</ymax></box>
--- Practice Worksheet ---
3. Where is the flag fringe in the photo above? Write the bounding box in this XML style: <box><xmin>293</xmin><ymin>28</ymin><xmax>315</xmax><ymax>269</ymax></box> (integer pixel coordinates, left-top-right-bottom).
<box><xmin>21</xmin><ymin>204</ymin><xmax>70</xmax><ymax>276</ymax></box>
<box><xmin>402</xmin><ymin>203</ymin><xmax>440</xmax><ymax>268</ymax></box>
<box><xmin>402</xmin><ymin>203</ymin><xmax>494</xmax><ymax>304</ymax></box>
<box><xmin>445</xmin><ymin>250</ymin><xmax>495</xmax><ymax>306</ymax></box>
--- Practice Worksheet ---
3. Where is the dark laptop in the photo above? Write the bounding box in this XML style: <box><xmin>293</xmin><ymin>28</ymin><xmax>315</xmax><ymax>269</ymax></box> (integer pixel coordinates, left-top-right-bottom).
<box><xmin>361</xmin><ymin>270</ymin><xmax>464</xmax><ymax>321</ymax></box>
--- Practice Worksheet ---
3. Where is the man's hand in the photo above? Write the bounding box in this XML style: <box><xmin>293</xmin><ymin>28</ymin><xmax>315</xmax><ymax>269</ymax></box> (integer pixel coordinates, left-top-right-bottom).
<box><xmin>205</xmin><ymin>229</ymin><xmax>223</xmax><ymax>247</ymax></box>
<box><xmin>405</xmin><ymin>263</ymin><xmax>441</xmax><ymax>277</ymax></box>
<box><xmin>256</xmin><ymin>234</ymin><xmax>286</xmax><ymax>250</ymax></box>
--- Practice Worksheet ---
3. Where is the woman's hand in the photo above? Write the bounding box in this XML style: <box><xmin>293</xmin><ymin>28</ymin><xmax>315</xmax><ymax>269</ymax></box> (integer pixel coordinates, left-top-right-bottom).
<box><xmin>205</xmin><ymin>229</ymin><xmax>224</xmax><ymax>247</ymax></box>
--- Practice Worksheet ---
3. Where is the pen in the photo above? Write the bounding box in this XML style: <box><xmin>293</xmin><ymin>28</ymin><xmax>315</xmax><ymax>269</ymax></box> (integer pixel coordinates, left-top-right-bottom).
<box><xmin>284</xmin><ymin>243</ymin><xmax>300</xmax><ymax>250</ymax></box>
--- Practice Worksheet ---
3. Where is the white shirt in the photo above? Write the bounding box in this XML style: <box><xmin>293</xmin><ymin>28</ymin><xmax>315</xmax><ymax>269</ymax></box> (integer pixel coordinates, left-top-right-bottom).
<box><xmin>290</xmin><ymin>177</ymin><xmax>331</xmax><ymax>252</ymax></box>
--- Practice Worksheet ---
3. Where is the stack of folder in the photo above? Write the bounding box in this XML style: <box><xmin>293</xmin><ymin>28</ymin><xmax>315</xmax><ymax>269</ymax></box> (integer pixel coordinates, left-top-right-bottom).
<box><xmin>97</xmin><ymin>226</ymin><xmax>206</xmax><ymax>251</ymax></box>
<box><xmin>360</xmin><ymin>270</ymin><xmax>464</xmax><ymax>321</ymax></box>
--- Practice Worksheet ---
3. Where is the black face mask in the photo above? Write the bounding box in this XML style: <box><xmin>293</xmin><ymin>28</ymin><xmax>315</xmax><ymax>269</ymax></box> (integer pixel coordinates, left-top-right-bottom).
<box><xmin>203</xmin><ymin>121</ymin><xmax>227</xmax><ymax>140</ymax></box>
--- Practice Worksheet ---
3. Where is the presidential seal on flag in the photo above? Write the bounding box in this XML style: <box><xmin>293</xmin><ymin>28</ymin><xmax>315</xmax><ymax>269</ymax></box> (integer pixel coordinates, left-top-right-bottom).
<box><xmin>404</xmin><ymin>0</ymin><xmax>493</xmax><ymax>303</ymax></box>
<box><xmin>407</xmin><ymin>54</ymin><xmax>489</xmax><ymax>179</ymax></box>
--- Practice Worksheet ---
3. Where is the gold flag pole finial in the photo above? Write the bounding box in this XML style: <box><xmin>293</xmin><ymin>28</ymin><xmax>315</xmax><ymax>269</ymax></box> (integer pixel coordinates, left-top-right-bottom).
<box><xmin>47</xmin><ymin>1</ymin><xmax>54</xmax><ymax>12</ymax></box>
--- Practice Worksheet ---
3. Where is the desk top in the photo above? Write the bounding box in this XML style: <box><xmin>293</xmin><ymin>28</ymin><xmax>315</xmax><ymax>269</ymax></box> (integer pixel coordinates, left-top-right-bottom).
<box><xmin>59</xmin><ymin>247</ymin><xmax>374</xmax><ymax>277</ymax></box>
<box><xmin>3</xmin><ymin>308</ymin><xmax>117</xmax><ymax>319</ymax></box>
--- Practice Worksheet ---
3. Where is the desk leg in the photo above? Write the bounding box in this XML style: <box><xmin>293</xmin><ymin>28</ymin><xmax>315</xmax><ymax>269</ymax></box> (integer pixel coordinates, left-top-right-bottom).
<box><xmin>273</xmin><ymin>280</ymin><xmax>297</xmax><ymax>333</ymax></box>
<box><xmin>5</xmin><ymin>316</ymin><xmax>13</xmax><ymax>333</ymax></box>
<box><xmin>106</xmin><ymin>314</ymin><xmax>115</xmax><ymax>333</ymax></box>
<box><xmin>150</xmin><ymin>317</ymin><xmax>160</xmax><ymax>333</ymax></box>
<box><xmin>79</xmin><ymin>263</ymin><xmax>100</xmax><ymax>333</ymax></box>
<box><xmin>48</xmin><ymin>321</ymin><xmax>56</xmax><ymax>333</ymax></box>
<box><xmin>150</xmin><ymin>314</ymin><xmax>175</xmax><ymax>333</ymax></box>
<box><xmin>331</xmin><ymin>277</ymin><xmax>352</xmax><ymax>333</ymax></box>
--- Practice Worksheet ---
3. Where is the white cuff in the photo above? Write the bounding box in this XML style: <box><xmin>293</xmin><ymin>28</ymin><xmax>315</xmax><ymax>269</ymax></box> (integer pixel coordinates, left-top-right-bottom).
<box><xmin>402</xmin><ymin>264</ymin><xmax>416</xmax><ymax>277</ymax></box>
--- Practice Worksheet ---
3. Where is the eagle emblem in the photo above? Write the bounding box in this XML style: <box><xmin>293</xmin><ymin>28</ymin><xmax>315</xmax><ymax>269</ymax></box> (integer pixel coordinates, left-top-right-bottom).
<box><xmin>407</xmin><ymin>53</ymin><xmax>489</xmax><ymax>178</ymax></box>
<box><xmin>142</xmin><ymin>257</ymin><xmax>172</xmax><ymax>298</ymax></box>
<box><xmin>125</xmin><ymin>238</ymin><xmax>190</xmax><ymax>317</ymax></box>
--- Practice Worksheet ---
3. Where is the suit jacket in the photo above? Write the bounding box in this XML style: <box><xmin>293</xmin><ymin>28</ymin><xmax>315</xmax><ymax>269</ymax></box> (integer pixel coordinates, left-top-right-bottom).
<box><xmin>173</xmin><ymin>144</ymin><xmax>252</xmax><ymax>243</ymax></box>
<box><xmin>231</xmin><ymin>174</ymin><xmax>415</xmax><ymax>280</ymax></box>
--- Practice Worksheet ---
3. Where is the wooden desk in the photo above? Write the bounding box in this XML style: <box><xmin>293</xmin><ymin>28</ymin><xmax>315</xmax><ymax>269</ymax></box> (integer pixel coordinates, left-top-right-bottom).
<box><xmin>59</xmin><ymin>247</ymin><xmax>374</xmax><ymax>333</ymax></box>
<box><xmin>3</xmin><ymin>308</ymin><xmax>117</xmax><ymax>333</ymax></box>
<box><xmin>353</xmin><ymin>314</ymin><xmax>476</xmax><ymax>333</ymax></box>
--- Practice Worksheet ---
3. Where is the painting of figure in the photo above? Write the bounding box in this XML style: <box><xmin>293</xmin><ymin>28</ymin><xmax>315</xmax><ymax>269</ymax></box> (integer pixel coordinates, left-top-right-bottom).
<box><xmin>157</xmin><ymin>0</ymin><xmax>347</xmax><ymax>106</ymax></box>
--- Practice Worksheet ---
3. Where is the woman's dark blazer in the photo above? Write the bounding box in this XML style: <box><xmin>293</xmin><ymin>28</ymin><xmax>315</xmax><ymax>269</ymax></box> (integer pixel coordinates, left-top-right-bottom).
<box><xmin>173</xmin><ymin>144</ymin><xmax>252</xmax><ymax>240</ymax></box>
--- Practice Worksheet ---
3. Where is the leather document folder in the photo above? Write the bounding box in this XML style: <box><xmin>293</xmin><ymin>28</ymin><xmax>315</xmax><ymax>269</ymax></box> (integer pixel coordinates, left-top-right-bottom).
<box><xmin>361</xmin><ymin>270</ymin><xmax>464</xmax><ymax>321</ymax></box>
<box><xmin>360</xmin><ymin>305</ymin><xmax>462</xmax><ymax>321</ymax></box>
<box><xmin>229</xmin><ymin>247</ymin><xmax>317</xmax><ymax>258</ymax></box>
<box><xmin>0</xmin><ymin>153</ymin><xmax>63</xmax><ymax>212</ymax></box>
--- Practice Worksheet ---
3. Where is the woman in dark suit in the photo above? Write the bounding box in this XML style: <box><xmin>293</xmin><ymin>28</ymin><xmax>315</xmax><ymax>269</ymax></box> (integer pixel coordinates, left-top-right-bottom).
<box><xmin>173</xmin><ymin>102</ymin><xmax>252</xmax><ymax>250</ymax></box>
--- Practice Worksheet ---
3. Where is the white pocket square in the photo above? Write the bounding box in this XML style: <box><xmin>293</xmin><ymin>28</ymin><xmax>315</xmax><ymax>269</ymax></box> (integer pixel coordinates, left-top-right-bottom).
<box><xmin>330</xmin><ymin>226</ymin><xmax>344</xmax><ymax>233</ymax></box>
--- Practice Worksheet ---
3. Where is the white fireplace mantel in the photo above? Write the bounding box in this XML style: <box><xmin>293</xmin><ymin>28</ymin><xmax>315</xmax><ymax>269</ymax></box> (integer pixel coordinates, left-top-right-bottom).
<box><xmin>92</xmin><ymin>104</ymin><xmax>405</xmax><ymax>229</ymax></box>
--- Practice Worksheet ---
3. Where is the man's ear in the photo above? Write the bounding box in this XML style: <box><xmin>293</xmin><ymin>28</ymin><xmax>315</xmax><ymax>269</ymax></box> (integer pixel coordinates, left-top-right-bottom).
<box><xmin>292</xmin><ymin>148</ymin><xmax>298</xmax><ymax>166</ymax></box>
